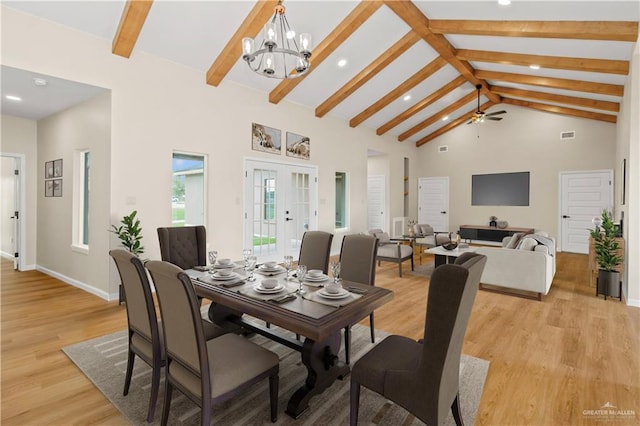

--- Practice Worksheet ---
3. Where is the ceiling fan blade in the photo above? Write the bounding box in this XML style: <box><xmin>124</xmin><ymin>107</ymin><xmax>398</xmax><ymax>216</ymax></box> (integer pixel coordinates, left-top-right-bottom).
<box><xmin>466</xmin><ymin>120</ymin><xmax>473</xmax><ymax>125</ymax></box>
<box><xmin>486</xmin><ymin>116</ymin><xmax>503</xmax><ymax>121</ymax></box>
<box><xmin>486</xmin><ymin>110</ymin><xmax>507</xmax><ymax>117</ymax></box>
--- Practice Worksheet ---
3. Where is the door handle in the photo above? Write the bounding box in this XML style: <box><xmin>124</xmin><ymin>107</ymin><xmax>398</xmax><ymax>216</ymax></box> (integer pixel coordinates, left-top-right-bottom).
<box><xmin>562</xmin><ymin>215</ymin><xmax>570</xmax><ymax>219</ymax></box>
<box><xmin>285</xmin><ymin>217</ymin><xmax>293</xmax><ymax>221</ymax></box>
<box><xmin>441</xmin><ymin>211</ymin><xmax>447</xmax><ymax>214</ymax></box>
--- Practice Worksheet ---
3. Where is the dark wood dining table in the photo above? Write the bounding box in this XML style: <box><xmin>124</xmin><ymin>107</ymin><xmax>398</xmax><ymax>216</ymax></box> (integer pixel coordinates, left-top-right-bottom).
<box><xmin>186</xmin><ymin>267</ymin><xmax>393</xmax><ymax>419</ymax></box>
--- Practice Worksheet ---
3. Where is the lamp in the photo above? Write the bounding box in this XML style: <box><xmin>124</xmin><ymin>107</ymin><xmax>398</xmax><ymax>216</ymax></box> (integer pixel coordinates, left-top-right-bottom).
<box><xmin>241</xmin><ymin>1</ymin><xmax>312</xmax><ymax>79</ymax></box>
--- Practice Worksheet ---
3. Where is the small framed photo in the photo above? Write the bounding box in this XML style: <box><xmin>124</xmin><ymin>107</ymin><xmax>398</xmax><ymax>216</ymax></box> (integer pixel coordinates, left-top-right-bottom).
<box><xmin>252</xmin><ymin>123</ymin><xmax>281</xmax><ymax>155</ymax></box>
<box><xmin>53</xmin><ymin>159</ymin><xmax>63</xmax><ymax>177</ymax></box>
<box><xmin>45</xmin><ymin>180</ymin><xmax>54</xmax><ymax>197</ymax></box>
<box><xmin>45</xmin><ymin>161</ymin><xmax>55</xmax><ymax>179</ymax></box>
<box><xmin>53</xmin><ymin>179</ymin><xmax>63</xmax><ymax>197</ymax></box>
<box><xmin>286</xmin><ymin>132</ymin><xmax>310</xmax><ymax>160</ymax></box>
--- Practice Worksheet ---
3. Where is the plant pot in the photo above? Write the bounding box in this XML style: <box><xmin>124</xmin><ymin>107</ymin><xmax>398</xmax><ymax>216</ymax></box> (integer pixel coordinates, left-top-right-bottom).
<box><xmin>597</xmin><ymin>270</ymin><xmax>620</xmax><ymax>299</ymax></box>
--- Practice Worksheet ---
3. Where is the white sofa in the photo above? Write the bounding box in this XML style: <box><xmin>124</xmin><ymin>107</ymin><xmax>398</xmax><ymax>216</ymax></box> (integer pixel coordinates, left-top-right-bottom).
<box><xmin>475</xmin><ymin>232</ymin><xmax>556</xmax><ymax>300</ymax></box>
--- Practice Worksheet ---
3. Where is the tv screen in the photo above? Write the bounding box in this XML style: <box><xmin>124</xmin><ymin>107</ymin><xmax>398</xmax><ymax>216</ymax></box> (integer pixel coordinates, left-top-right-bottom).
<box><xmin>472</xmin><ymin>172</ymin><xmax>530</xmax><ymax>206</ymax></box>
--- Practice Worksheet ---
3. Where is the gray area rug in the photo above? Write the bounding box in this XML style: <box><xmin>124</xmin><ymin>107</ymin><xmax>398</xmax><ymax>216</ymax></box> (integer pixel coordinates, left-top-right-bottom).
<box><xmin>410</xmin><ymin>262</ymin><xmax>435</xmax><ymax>277</ymax></box>
<box><xmin>63</xmin><ymin>322</ymin><xmax>489</xmax><ymax>425</ymax></box>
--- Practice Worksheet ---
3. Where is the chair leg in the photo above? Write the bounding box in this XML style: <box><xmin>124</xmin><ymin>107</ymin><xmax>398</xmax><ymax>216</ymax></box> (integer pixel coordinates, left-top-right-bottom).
<box><xmin>350</xmin><ymin>380</ymin><xmax>361</xmax><ymax>426</ymax></box>
<box><xmin>410</xmin><ymin>254</ymin><xmax>414</xmax><ymax>271</ymax></box>
<box><xmin>451</xmin><ymin>392</ymin><xmax>464</xmax><ymax>426</ymax></box>
<box><xmin>161</xmin><ymin>380</ymin><xmax>173</xmax><ymax>426</ymax></box>
<box><xmin>398</xmin><ymin>261</ymin><xmax>403</xmax><ymax>277</ymax></box>
<box><xmin>201</xmin><ymin>399</ymin><xmax>212</xmax><ymax>426</ymax></box>
<box><xmin>123</xmin><ymin>349</ymin><xmax>135</xmax><ymax>396</ymax></box>
<box><xmin>146</xmin><ymin>360</ymin><xmax>161</xmax><ymax>422</ymax></box>
<box><xmin>369</xmin><ymin>313</ymin><xmax>375</xmax><ymax>343</ymax></box>
<box><xmin>344</xmin><ymin>326</ymin><xmax>351</xmax><ymax>365</ymax></box>
<box><xmin>269</xmin><ymin>372</ymin><xmax>279</xmax><ymax>422</ymax></box>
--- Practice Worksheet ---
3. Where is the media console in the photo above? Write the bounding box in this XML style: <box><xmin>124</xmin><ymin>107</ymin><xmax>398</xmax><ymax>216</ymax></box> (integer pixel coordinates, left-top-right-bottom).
<box><xmin>459</xmin><ymin>225</ymin><xmax>535</xmax><ymax>244</ymax></box>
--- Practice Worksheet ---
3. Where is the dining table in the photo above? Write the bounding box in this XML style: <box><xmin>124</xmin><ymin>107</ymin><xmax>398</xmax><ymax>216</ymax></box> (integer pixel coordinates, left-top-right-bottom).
<box><xmin>185</xmin><ymin>263</ymin><xmax>393</xmax><ymax>419</ymax></box>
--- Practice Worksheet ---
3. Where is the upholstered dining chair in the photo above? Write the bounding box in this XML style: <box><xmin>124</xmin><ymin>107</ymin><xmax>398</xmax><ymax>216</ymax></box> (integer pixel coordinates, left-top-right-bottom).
<box><xmin>297</xmin><ymin>230</ymin><xmax>334</xmax><ymax>273</ymax></box>
<box><xmin>145</xmin><ymin>260</ymin><xmax>280</xmax><ymax>426</ymax></box>
<box><xmin>109</xmin><ymin>249</ymin><xmax>230</xmax><ymax>423</ymax></box>
<box><xmin>413</xmin><ymin>223</ymin><xmax>451</xmax><ymax>264</ymax></box>
<box><xmin>368</xmin><ymin>229</ymin><xmax>413</xmax><ymax>277</ymax></box>
<box><xmin>157</xmin><ymin>225</ymin><xmax>207</xmax><ymax>270</ymax></box>
<box><xmin>339</xmin><ymin>234</ymin><xmax>378</xmax><ymax>365</ymax></box>
<box><xmin>350</xmin><ymin>252</ymin><xmax>487</xmax><ymax>426</ymax></box>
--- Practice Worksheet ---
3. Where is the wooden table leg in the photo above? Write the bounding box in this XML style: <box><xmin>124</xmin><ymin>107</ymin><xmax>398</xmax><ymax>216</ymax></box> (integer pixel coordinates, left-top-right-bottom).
<box><xmin>286</xmin><ymin>331</ymin><xmax>349</xmax><ymax>418</ymax></box>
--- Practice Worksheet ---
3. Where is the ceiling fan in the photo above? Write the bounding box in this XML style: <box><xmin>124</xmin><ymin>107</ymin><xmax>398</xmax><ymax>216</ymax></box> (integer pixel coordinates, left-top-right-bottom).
<box><xmin>467</xmin><ymin>84</ymin><xmax>506</xmax><ymax>124</ymax></box>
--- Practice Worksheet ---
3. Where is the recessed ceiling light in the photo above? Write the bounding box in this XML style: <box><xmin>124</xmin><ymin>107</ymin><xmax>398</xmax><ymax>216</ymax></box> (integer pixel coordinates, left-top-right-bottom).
<box><xmin>529</xmin><ymin>64</ymin><xmax>541</xmax><ymax>70</ymax></box>
<box><xmin>33</xmin><ymin>77</ymin><xmax>48</xmax><ymax>86</ymax></box>
<box><xmin>498</xmin><ymin>0</ymin><xmax>511</xmax><ymax>5</ymax></box>
<box><xmin>442</xmin><ymin>116</ymin><xmax>449</xmax><ymax>121</ymax></box>
<box><xmin>403</xmin><ymin>94</ymin><xmax>411</xmax><ymax>101</ymax></box>
<box><xmin>5</xmin><ymin>95</ymin><xmax>22</xmax><ymax>101</ymax></box>
<box><xmin>337</xmin><ymin>59</ymin><xmax>347</xmax><ymax>67</ymax></box>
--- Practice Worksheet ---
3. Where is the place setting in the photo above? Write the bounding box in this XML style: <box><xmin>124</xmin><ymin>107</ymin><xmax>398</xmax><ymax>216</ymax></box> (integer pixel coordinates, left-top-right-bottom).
<box><xmin>303</xmin><ymin>261</ymin><xmax>362</xmax><ymax>307</ymax></box>
<box><xmin>255</xmin><ymin>260</ymin><xmax>286</xmax><ymax>276</ymax></box>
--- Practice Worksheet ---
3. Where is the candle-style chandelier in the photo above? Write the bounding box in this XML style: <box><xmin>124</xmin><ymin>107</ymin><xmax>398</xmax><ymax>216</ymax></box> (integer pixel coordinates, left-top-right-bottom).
<box><xmin>241</xmin><ymin>1</ymin><xmax>312</xmax><ymax>79</ymax></box>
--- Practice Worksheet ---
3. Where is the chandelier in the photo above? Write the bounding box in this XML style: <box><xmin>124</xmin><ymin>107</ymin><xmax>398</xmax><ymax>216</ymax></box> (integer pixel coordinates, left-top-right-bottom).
<box><xmin>241</xmin><ymin>1</ymin><xmax>312</xmax><ymax>79</ymax></box>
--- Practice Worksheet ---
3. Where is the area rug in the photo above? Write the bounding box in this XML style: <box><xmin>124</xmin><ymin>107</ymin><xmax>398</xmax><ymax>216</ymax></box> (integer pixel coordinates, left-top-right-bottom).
<box><xmin>410</xmin><ymin>262</ymin><xmax>435</xmax><ymax>277</ymax></box>
<box><xmin>63</xmin><ymin>322</ymin><xmax>489</xmax><ymax>425</ymax></box>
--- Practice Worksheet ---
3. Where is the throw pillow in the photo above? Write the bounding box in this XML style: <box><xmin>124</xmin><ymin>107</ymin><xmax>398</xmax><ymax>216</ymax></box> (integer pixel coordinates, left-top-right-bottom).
<box><xmin>505</xmin><ymin>232</ymin><xmax>524</xmax><ymax>249</ymax></box>
<box><xmin>517</xmin><ymin>237</ymin><xmax>538</xmax><ymax>251</ymax></box>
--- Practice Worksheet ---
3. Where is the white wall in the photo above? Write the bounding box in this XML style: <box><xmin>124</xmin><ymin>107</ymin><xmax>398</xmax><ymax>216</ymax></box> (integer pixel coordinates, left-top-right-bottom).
<box><xmin>415</xmin><ymin>103</ymin><xmax>617</xmax><ymax>241</ymax></box>
<box><xmin>1</xmin><ymin>6</ymin><xmax>416</xmax><ymax>298</ymax></box>
<box><xmin>0</xmin><ymin>115</ymin><xmax>38</xmax><ymax>268</ymax></box>
<box><xmin>36</xmin><ymin>92</ymin><xmax>111</xmax><ymax>298</ymax></box>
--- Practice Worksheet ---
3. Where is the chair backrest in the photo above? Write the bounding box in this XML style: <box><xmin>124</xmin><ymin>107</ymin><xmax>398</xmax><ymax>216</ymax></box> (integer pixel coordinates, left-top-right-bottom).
<box><xmin>145</xmin><ymin>260</ymin><xmax>208</xmax><ymax>388</ymax></box>
<box><xmin>297</xmin><ymin>231</ymin><xmax>334</xmax><ymax>274</ymax></box>
<box><xmin>339</xmin><ymin>234</ymin><xmax>378</xmax><ymax>286</ymax></box>
<box><xmin>157</xmin><ymin>226</ymin><xmax>207</xmax><ymax>270</ymax></box>
<box><xmin>419</xmin><ymin>252</ymin><xmax>486</xmax><ymax>424</ymax></box>
<box><xmin>368</xmin><ymin>229</ymin><xmax>390</xmax><ymax>244</ymax></box>
<box><xmin>109</xmin><ymin>249</ymin><xmax>159</xmax><ymax>344</ymax></box>
<box><xmin>414</xmin><ymin>224</ymin><xmax>434</xmax><ymax>236</ymax></box>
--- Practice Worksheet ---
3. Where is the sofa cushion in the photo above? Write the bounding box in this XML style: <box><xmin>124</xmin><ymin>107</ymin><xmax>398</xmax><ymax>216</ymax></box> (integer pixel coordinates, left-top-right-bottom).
<box><xmin>517</xmin><ymin>237</ymin><xmax>538</xmax><ymax>251</ymax></box>
<box><xmin>505</xmin><ymin>232</ymin><xmax>525</xmax><ymax>249</ymax></box>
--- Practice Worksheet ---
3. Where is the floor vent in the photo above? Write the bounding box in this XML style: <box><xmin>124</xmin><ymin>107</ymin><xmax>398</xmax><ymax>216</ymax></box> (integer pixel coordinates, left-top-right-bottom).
<box><xmin>560</xmin><ymin>130</ymin><xmax>575</xmax><ymax>140</ymax></box>
<box><xmin>438</xmin><ymin>145</ymin><xmax>449</xmax><ymax>153</ymax></box>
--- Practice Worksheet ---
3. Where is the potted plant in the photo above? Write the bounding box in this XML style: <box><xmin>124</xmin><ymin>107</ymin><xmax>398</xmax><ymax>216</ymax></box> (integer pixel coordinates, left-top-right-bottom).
<box><xmin>592</xmin><ymin>209</ymin><xmax>623</xmax><ymax>299</ymax></box>
<box><xmin>110</xmin><ymin>210</ymin><xmax>144</xmax><ymax>304</ymax></box>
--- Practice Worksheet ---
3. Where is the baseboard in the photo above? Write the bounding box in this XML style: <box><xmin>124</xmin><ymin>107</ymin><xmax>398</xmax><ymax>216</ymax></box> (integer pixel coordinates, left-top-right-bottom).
<box><xmin>626</xmin><ymin>297</ymin><xmax>640</xmax><ymax>307</ymax></box>
<box><xmin>1</xmin><ymin>250</ymin><xmax>14</xmax><ymax>260</ymax></box>
<box><xmin>36</xmin><ymin>265</ymin><xmax>115</xmax><ymax>302</ymax></box>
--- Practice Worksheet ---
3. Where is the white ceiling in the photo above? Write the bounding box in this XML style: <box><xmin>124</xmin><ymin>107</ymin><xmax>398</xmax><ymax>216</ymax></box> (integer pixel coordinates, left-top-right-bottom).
<box><xmin>1</xmin><ymin>1</ymin><xmax>638</xmax><ymax>143</ymax></box>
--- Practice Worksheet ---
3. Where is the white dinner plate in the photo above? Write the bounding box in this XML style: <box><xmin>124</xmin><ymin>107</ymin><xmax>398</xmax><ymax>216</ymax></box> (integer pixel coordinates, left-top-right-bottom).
<box><xmin>318</xmin><ymin>288</ymin><xmax>350</xmax><ymax>299</ymax></box>
<box><xmin>254</xmin><ymin>284</ymin><xmax>284</xmax><ymax>294</ymax></box>
<box><xmin>259</xmin><ymin>265</ymin><xmax>284</xmax><ymax>273</ymax></box>
<box><xmin>211</xmin><ymin>272</ymin><xmax>237</xmax><ymax>280</ymax></box>
<box><xmin>305</xmin><ymin>274</ymin><xmax>329</xmax><ymax>282</ymax></box>
<box><xmin>213</xmin><ymin>263</ymin><xmax>236</xmax><ymax>269</ymax></box>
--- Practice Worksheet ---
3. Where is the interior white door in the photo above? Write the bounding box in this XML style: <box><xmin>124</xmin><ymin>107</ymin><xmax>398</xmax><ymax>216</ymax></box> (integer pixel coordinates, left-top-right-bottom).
<box><xmin>367</xmin><ymin>175</ymin><xmax>385</xmax><ymax>231</ymax></box>
<box><xmin>244</xmin><ymin>160</ymin><xmax>317</xmax><ymax>262</ymax></box>
<box><xmin>1</xmin><ymin>156</ymin><xmax>20</xmax><ymax>269</ymax></box>
<box><xmin>560</xmin><ymin>170</ymin><xmax>613</xmax><ymax>254</ymax></box>
<box><xmin>418</xmin><ymin>177</ymin><xmax>449</xmax><ymax>232</ymax></box>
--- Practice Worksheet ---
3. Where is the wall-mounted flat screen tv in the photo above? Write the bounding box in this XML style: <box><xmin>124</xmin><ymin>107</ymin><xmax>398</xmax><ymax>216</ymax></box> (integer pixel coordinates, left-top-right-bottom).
<box><xmin>472</xmin><ymin>172</ymin><xmax>530</xmax><ymax>206</ymax></box>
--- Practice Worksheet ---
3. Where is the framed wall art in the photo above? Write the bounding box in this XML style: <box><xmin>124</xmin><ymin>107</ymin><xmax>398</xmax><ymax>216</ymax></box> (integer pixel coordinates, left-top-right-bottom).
<box><xmin>45</xmin><ymin>161</ymin><xmax>55</xmax><ymax>179</ymax></box>
<box><xmin>45</xmin><ymin>180</ymin><xmax>54</xmax><ymax>197</ymax></box>
<box><xmin>286</xmin><ymin>132</ymin><xmax>310</xmax><ymax>160</ymax></box>
<box><xmin>251</xmin><ymin>123</ymin><xmax>281</xmax><ymax>155</ymax></box>
<box><xmin>53</xmin><ymin>159</ymin><xmax>63</xmax><ymax>177</ymax></box>
<box><xmin>53</xmin><ymin>179</ymin><xmax>63</xmax><ymax>197</ymax></box>
<box><xmin>621</xmin><ymin>158</ymin><xmax>626</xmax><ymax>205</ymax></box>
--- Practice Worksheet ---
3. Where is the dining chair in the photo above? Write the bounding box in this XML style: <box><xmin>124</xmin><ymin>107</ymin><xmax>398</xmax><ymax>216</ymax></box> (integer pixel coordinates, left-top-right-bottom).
<box><xmin>350</xmin><ymin>252</ymin><xmax>487</xmax><ymax>426</ymax></box>
<box><xmin>110</xmin><ymin>249</ymin><xmax>231</xmax><ymax>423</ymax></box>
<box><xmin>145</xmin><ymin>260</ymin><xmax>280</xmax><ymax>425</ymax></box>
<box><xmin>339</xmin><ymin>234</ymin><xmax>378</xmax><ymax>365</ymax></box>
<box><xmin>157</xmin><ymin>225</ymin><xmax>207</xmax><ymax>270</ymax></box>
<box><xmin>298</xmin><ymin>230</ymin><xmax>334</xmax><ymax>274</ymax></box>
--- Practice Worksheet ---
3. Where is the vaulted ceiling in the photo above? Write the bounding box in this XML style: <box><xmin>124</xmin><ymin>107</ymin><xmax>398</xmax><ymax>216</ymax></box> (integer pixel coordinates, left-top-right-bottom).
<box><xmin>4</xmin><ymin>1</ymin><xmax>639</xmax><ymax>147</ymax></box>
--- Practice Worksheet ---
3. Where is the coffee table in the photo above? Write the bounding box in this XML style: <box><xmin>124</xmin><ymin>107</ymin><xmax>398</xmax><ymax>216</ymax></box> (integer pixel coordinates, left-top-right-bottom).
<box><xmin>426</xmin><ymin>245</ymin><xmax>477</xmax><ymax>267</ymax></box>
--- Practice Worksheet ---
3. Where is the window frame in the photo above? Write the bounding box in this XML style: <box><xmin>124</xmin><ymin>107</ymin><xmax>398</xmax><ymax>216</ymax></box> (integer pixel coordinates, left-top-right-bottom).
<box><xmin>71</xmin><ymin>149</ymin><xmax>90</xmax><ymax>253</ymax></box>
<box><xmin>172</xmin><ymin>151</ymin><xmax>207</xmax><ymax>227</ymax></box>
<box><xmin>335</xmin><ymin>171</ymin><xmax>349</xmax><ymax>230</ymax></box>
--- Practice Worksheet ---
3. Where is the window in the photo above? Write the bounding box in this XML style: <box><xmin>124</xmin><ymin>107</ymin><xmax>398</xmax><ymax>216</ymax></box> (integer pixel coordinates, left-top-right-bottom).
<box><xmin>335</xmin><ymin>172</ymin><xmax>348</xmax><ymax>229</ymax></box>
<box><xmin>72</xmin><ymin>150</ymin><xmax>90</xmax><ymax>251</ymax></box>
<box><xmin>172</xmin><ymin>153</ymin><xmax>205</xmax><ymax>226</ymax></box>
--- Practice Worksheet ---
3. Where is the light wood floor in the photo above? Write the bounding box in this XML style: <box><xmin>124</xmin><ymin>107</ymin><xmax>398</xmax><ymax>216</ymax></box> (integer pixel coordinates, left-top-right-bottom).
<box><xmin>1</xmin><ymin>253</ymin><xmax>639</xmax><ymax>425</ymax></box>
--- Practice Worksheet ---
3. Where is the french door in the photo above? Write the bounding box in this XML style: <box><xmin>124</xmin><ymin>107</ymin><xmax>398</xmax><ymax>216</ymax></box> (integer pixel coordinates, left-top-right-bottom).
<box><xmin>244</xmin><ymin>160</ymin><xmax>318</xmax><ymax>262</ymax></box>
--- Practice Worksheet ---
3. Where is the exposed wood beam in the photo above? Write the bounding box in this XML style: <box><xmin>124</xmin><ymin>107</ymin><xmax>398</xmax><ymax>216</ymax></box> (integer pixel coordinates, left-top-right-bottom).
<box><xmin>503</xmin><ymin>98</ymin><xmax>617</xmax><ymax>123</ymax></box>
<box><xmin>428</xmin><ymin>20</ymin><xmax>639</xmax><ymax>42</ymax></box>
<box><xmin>377</xmin><ymin>75</ymin><xmax>466</xmax><ymax>135</ymax></box>
<box><xmin>206</xmin><ymin>0</ymin><xmax>278</xmax><ymax>87</ymax></box>
<box><xmin>112</xmin><ymin>0</ymin><xmax>153</xmax><ymax>58</ymax></box>
<box><xmin>383</xmin><ymin>0</ymin><xmax>500</xmax><ymax>103</ymax></box>
<box><xmin>269</xmin><ymin>1</ymin><xmax>383</xmax><ymax>104</ymax></box>
<box><xmin>349</xmin><ymin>56</ymin><xmax>447</xmax><ymax>128</ymax></box>
<box><xmin>398</xmin><ymin>90</ymin><xmax>478</xmax><ymax>141</ymax></box>
<box><xmin>492</xmin><ymin>86</ymin><xmax>620</xmax><ymax>112</ymax></box>
<box><xmin>315</xmin><ymin>30</ymin><xmax>420</xmax><ymax>118</ymax></box>
<box><xmin>476</xmin><ymin>70</ymin><xmax>624</xmax><ymax>97</ymax></box>
<box><xmin>416</xmin><ymin>101</ymin><xmax>494</xmax><ymax>147</ymax></box>
<box><xmin>456</xmin><ymin>49</ymin><xmax>629</xmax><ymax>75</ymax></box>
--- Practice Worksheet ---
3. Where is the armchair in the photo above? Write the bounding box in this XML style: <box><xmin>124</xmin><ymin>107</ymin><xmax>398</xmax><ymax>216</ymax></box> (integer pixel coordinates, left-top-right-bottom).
<box><xmin>368</xmin><ymin>229</ymin><xmax>413</xmax><ymax>277</ymax></box>
<box><xmin>413</xmin><ymin>224</ymin><xmax>451</xmax><ymax>264</ymax></box>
